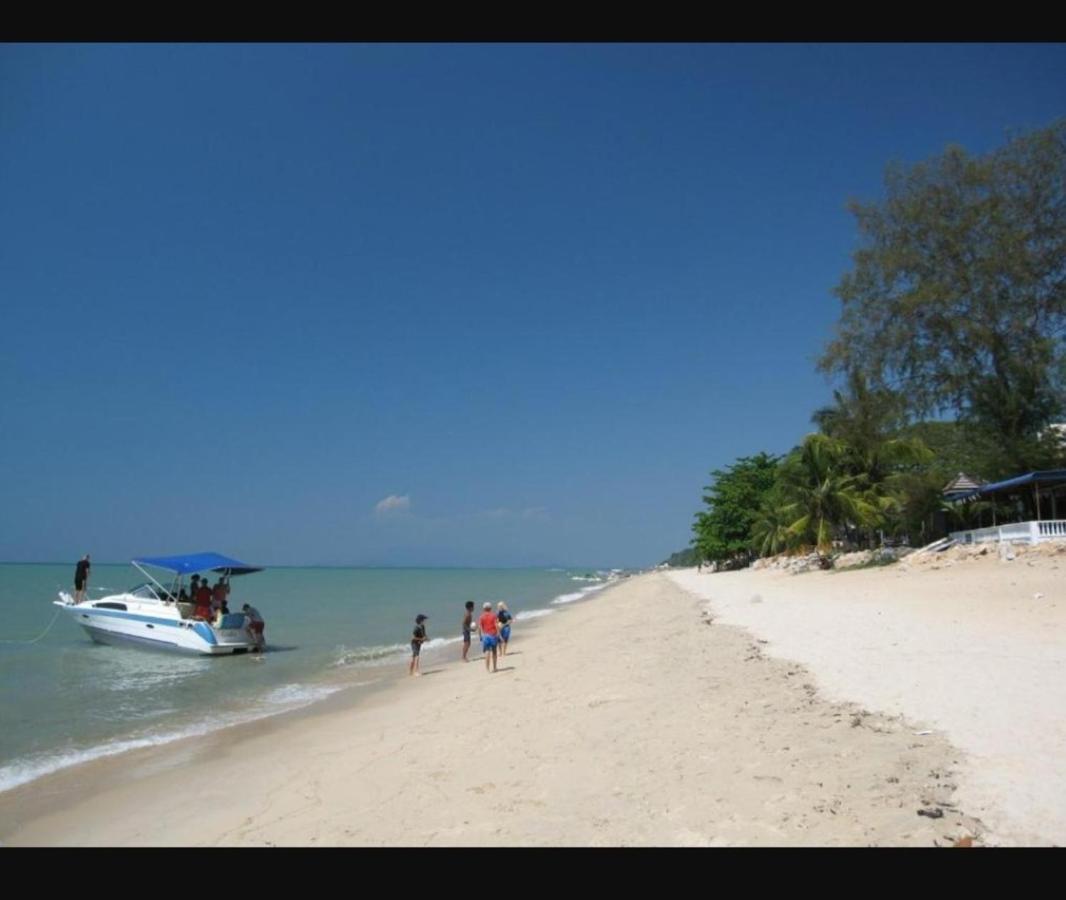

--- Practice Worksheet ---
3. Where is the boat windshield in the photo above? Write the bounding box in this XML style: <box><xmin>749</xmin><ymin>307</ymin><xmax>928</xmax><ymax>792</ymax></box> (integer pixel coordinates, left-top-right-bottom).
<box><xmin>128</xmin><ymin>582</ymin><xmax>166</xmax><ymax>601</ymax></box>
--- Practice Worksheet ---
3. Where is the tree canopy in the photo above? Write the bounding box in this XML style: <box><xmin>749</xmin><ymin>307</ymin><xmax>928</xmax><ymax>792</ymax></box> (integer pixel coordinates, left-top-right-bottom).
<box><xmin>819</xmin><ymin>121</ymin><xmax>1066</xmax><ymax>475</ymax></box>
<box><xmin>692</xmin><ymin>452</ymin><xmax>780</xmax><ymax>565</ymax></box>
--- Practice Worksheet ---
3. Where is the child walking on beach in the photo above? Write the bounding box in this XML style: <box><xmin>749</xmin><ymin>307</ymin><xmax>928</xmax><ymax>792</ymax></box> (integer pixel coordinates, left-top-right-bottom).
<box><xmin>410</xmin><ymin>614</ymin><xmax>428</xmax><ymax>676</ymax></box>
<box><xmin>477</xmin><ymin>602</ymin><xmax>499</xmax><ymax>673</ymax></box>
<box><xmin>461</xmin><ymin>601</ymin><xmax>475</xmax><ymax>662</ymax></box>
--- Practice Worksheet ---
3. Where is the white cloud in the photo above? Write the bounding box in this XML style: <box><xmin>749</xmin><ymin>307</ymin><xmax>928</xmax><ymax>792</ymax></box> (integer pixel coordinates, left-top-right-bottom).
<box><xmin>375</xmin><ymin>494</ymin><xmax>411</xmax><ymax>515</ymax></box>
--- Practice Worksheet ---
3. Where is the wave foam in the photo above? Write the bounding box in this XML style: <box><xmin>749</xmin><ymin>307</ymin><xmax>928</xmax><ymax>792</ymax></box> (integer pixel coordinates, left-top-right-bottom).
<box><xmin>515</xmin><ymin>608</ymin><xmax>554</xmax><ymax>621</ymax></box>
<box><xmin>0</xmin><ymin>682</ymin><xmax>343</xmax><ymax>795</ymax></box>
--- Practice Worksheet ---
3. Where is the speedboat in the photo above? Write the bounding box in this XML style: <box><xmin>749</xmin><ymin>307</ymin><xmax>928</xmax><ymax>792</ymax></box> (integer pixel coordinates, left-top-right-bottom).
<box><xmin>55</xmin><ymin>552</ymin><xmax>264</xmax><ymax>656</ymax></box>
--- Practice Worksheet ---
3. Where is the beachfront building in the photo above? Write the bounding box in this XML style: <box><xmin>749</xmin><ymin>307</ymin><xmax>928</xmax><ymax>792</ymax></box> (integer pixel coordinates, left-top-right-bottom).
<box><xmin>949</xmin><ymin>469</ymin><xmax>1066</xmax><ymax>545</ymax></box>
<box><xmin>942</xmin><ymin>472</ymin><xmax>984</xmax><ymax>502</ymax></box>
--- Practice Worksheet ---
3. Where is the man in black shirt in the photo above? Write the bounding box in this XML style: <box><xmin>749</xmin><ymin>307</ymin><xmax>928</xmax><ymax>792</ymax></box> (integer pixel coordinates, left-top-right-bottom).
<box><xmin>74</xmin><ymin>554</ymin><xmax>91</xmax><ymax>603</ymax></box>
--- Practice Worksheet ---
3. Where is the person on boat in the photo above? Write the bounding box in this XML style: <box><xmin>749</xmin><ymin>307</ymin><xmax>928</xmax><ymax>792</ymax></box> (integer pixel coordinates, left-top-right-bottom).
<box><xmin>477</xmin><ymin>602</ymin><xmax>499</xmax><ymax>674</ymax></box>
<box><xmin>409</xmin><ymin>614</ymin><xmax>428</xmax><ymax>676</ymax></box>
<box><xmin>190</xmin><ymin>574</ymin><xmax>201</xmax><ymax>604</ymax></box>
<box><xmin>211</xmin><ymin>576</ymin><xmax>229</xmax><ymax>615</ymax></box>
<box><xmin>74</xmin><ymin>554</ymin><xmax>90</xmax><ymax>603</ymax></box>
<box><xmin>242</xmin><ymin>603</ymin><xmax>265</xmax><ymax>652</ymax></box>
<box><xmin>496</xmin><ymin>601</ymin><xmax>513</xmax><ymax>657</ymax></box>
<box><xmin>194</xmin><ymin>579</ymin><xmax>213</xmax><ymax>620</ymax></box>
<box><xmin>461</xmin><ymin>600</ymin><xmax>475</xmax><ymax>662</ymax></box>
<box><xmin>213</xmin><ymin>599</ymin><xmax>231</xmax><ymax>628</ymax></box>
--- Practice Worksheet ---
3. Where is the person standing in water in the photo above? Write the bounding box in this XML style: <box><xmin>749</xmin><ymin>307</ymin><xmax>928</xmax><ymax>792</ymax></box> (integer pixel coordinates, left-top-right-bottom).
<box><xmin>410</xmin><ymin>614</ymin><xmax>428</xmax><ymax>676</ymax></box>
<box><xmin>461</xmin><ymin>601</ymin><xmax>475</xmax><ymax>662</ymax></box>
<box><xmin>496</xmin><ymin>601</ymin><xmax>513</xmax><ymax>657</ymax></box>
<box><xmin>477</xmin><ymin>602</ymin><xmax>499</xmax><ymax>673</ymax></box>
<box><xmin>74</xmin><ymin>554</ymin><xmax>91</xmax><ymax>603</ymax></box>
<box><xmin>242</xmin><ymin>603</ymin><xmax>266</xmax><ymax>653</ymax></box>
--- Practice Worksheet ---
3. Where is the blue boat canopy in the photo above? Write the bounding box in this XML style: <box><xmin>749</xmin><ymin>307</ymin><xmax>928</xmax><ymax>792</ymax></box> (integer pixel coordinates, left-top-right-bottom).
<box><xmin>132</xmin><ymin>552</ymin><xmax>263</xmax><ymax>576</ymax></box>
<box><xmin>953</xmin><ymin>469</ymin><xmax>1066</xmax><ymax>502</ymax></box>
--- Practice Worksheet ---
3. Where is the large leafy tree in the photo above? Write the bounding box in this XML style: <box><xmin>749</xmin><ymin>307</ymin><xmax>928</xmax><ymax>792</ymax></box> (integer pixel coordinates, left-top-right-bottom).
<box><xmin>692</xmin><ymin>452</ymin><xmax>780</xmax><ymax>566</ymax></box>
<box><xmin>819</xmin><ymin>121</ymin><xmax>1066</xmax><ymax>475</ymax></box>
<box><xmin>812</xmin><ymin>370</ymin><xmax>932</xmax><ymax>484</ymax></box>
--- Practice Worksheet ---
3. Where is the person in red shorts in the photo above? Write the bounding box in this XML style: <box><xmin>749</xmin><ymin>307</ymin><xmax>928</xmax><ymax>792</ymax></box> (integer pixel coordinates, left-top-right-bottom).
<box><xmin>477</xmin><ymin>601</ymin><xmax>499</xmax><ymax>673</ymax></box>
<box><xmin>242</xmin><ymin>603</ymin><xmax>265</xmax><ymax>653</ymax></box>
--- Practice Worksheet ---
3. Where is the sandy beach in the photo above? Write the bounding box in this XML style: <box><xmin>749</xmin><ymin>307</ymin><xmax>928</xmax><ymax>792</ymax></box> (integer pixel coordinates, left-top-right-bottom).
<box><xmin>671</xmin><ymin>548</ymin><xmax>1066</xmax><ymax>847</ymax></box>
<box><xmin>0</xmin><ymin>567</ymin><xmax>1012</xmax><ymax>847</ymax></box>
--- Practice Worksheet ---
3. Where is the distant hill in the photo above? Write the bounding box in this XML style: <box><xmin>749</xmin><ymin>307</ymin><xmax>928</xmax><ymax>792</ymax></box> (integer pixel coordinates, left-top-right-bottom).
<box><xmin>663</xmin><ymin>546</ymin><xmax>699</xmax><ymax>567</ymax></box>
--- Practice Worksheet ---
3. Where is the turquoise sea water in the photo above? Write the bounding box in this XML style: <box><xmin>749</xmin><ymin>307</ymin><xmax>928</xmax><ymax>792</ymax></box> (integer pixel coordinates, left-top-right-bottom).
<box><xmin>0</xmin><ymin>563</ymin><xmax>620</xmax><ymax>792</ymax></box>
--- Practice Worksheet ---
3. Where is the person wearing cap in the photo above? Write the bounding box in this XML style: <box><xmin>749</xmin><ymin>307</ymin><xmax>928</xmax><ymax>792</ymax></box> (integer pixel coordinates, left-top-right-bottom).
<box><xmin>461</xmin><ymin>601</ymin><xmax>475</xmax><ymax>661</ymax></box>
<box><xmin>496</xmin><ymin>601</ymin><xmax>513</xmax><ymax>657</ymax></box>
<box><xmin>410</xmin><ymin>614</ymin><xmax>428</xmax><ymax>676</ymax></box>
<box><xmin>477</xmin><ymin>602</ymin><xmax>499</xmax><ymax>673</ymax></box>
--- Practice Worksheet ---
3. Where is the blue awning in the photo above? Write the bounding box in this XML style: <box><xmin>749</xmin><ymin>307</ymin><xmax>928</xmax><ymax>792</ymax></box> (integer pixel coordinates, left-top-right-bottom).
<box><xmin>132</xmin><ymin>552</ymin><xmax>263</xmax><ymax>576</ymax></box>
<box><xmin>953</xmin><ymin>469</ymin><xmax>1066</xmax><ymax>501</ymax></box>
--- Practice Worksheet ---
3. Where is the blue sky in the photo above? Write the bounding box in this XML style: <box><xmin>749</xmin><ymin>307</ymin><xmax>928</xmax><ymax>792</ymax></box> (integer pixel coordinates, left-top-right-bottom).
<box><xmin>2</xmin><ymin>43</ymin><xmax>1064</xmax><ymax>567</ymax></box>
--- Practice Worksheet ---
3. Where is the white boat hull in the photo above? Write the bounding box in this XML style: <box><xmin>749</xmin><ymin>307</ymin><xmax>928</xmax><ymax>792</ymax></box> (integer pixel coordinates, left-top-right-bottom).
<box><xmin>56</xmin><ymin>593</ymin><xmax>255</xmax><ymax>656</ymax></box>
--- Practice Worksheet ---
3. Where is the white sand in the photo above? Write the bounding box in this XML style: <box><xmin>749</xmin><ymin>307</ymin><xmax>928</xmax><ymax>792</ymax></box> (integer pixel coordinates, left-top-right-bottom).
<box><xmin>0</xmin><ymin>571</ymin><xmax>991</xmax><ymax>846</ymax></box>
<box><xmin>670</xmin><ymin>551</ymin><xmax>1066</xmax><ymax>846</ymax></box>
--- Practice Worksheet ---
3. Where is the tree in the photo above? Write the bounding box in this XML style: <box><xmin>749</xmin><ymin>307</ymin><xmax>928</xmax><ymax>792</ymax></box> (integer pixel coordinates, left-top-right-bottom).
<box><xmin>777</xmin><ymin>434</ymin><xmax>883</xmax><ymax>558</ymax></box>
<box><xmin>749</xmin><ymin>489</ymin><xmax>796</xmax><ymax>557</ymax></box>
<box><xmin>663</xmin><ymin>547</ymin><xmax>700</xmax><ymax>567</ymax></box>
<box><xmin>692</xmin><ymin>452</ymin><xmax>780</xmax><ymax>567</ymax></box>
<box><xmin>819</xmin><ymin>121</ymin><xmax>1066</xmax><ymax>475</ymax></box>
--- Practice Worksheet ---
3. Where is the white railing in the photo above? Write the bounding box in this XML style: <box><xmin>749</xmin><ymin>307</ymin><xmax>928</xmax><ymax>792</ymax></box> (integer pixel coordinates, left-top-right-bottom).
<box><xmin>1038</xmin><ymin>520</ymin><xmax>1066</xmax><ymax>539</ymax></box>
<box><xmin>951</xmin><ymin>520</ymin><xmax>1066</xmax><ymax>545</ymax></box>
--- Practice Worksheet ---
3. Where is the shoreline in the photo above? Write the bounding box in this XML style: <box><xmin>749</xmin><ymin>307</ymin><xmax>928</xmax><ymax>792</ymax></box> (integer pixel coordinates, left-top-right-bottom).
<box><xmin>1</xmin><ymin>572</ymin><xmax>988</xmax><ymax>846</ymax></box>
<box><xmin>0</xmin><ymin>574</ymin><xmax>611</xmax><ymax>800</ymax></box>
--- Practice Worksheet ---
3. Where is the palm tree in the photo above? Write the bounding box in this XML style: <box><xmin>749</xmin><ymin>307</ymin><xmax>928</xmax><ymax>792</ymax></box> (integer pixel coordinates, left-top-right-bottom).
<box><xmin>750</xmin><ymin>497</ymin><xmax>796</xmax><ymax>558</ymax></box>
<box><xmin>779</xmin><ymin>434</ymin><xmax>883</xmax><ymax>561</ymax></box>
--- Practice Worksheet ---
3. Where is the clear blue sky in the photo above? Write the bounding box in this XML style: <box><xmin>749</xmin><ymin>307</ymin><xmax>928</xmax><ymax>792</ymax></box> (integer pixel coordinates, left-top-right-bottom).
<box><xmin>2</xmin><ymin>43</ymin><xmax>1064</xmax><ymax>567</ymax></box>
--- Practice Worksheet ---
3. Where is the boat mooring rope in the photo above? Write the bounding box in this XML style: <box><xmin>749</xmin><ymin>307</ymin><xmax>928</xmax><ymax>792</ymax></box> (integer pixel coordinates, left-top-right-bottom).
<box><xmin>0</xmin><ymin>607</ymin><xmax>64</xmax><ymax>645</ymax></box>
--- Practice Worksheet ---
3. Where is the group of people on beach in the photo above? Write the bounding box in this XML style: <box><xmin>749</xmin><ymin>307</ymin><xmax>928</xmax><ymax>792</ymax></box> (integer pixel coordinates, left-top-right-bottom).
<box><xmin>409</xmin><ymin>600</ymin><xmax>513</xmax><ymax>676</ymax></box>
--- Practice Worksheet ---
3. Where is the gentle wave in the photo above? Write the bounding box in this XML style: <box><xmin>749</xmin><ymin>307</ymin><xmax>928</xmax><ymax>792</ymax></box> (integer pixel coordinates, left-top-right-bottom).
<box><xmin>551</xmin><ymin>577</ymin><xmax>620</xmax><ymax>605</ymax></box>
<box><xmin>332</xmin><ymin>643</ymin><xmax>409</xmax><ymax>667</ymax></box>
<box><xmin>0</xmin><ymin>682</ymin><xmax>343</xmax><ymax>794</ymax></box>
<box><xmin>515</xmin><ymin>608</ymin><xmax>555</xmax><ymax>621</ymax></box>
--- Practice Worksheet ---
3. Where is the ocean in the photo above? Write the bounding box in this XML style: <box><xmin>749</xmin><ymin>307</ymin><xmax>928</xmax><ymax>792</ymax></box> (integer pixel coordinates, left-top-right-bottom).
<box><xmin>0</xmin><ymin>563</ymin><xmax>621</xmax><ymax>793</ymax></box>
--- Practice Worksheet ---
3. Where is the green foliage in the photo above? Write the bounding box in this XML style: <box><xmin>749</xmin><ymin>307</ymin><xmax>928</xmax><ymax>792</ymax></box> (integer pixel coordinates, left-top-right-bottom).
<box><xmin>776</xmin><ymin>434</ymin><xmax>883</xmax><ymax>554</ymax></box>
<box><xmin>819</xmin><ymin>121</ymin><xmax>1066</xmax><ymax>474</ymax></box>
<box><xmin>692</xmin><ymin>453</ymin><xmax>780</xmax><ymax>565</ymax></box>
<box><xmin>749</xmin><ymin>490</ymin><xmax>796</xmax><ymax>557</ymax></box>
<box><xmin>688</xmin><ymin>123</ymin><xmax>1066</xmax><ymax>562</ymax></box>
<box><xmin>663</xmin><ymin>547</ymin><xmax>700</xmax><ymax>567</ymax></box>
